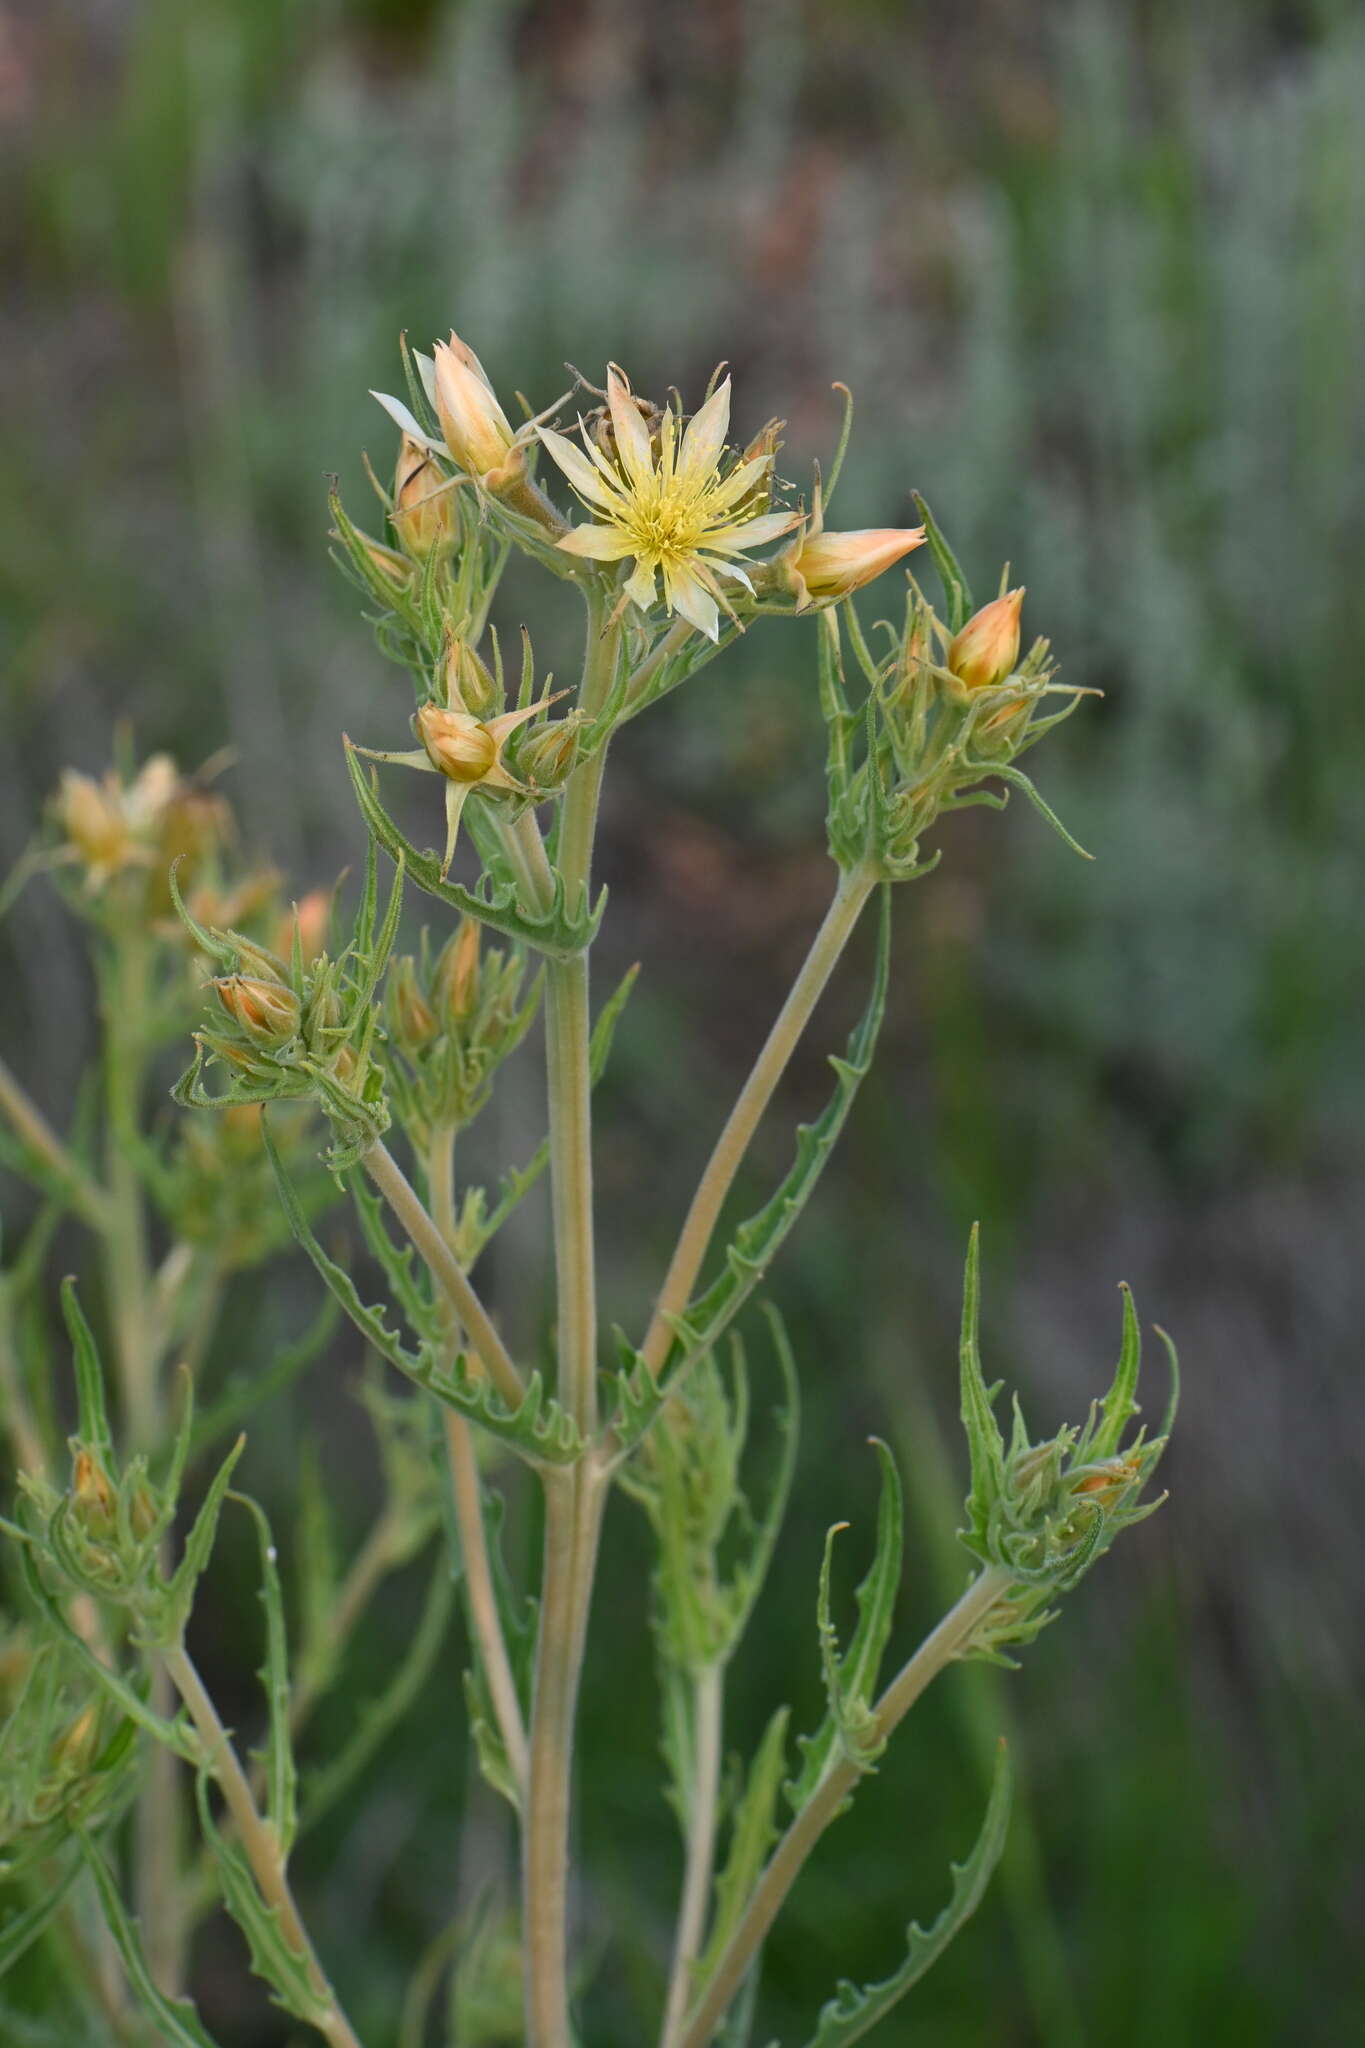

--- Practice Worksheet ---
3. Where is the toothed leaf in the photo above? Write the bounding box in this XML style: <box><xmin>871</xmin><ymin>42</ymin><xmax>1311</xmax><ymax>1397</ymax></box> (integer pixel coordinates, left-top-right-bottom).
<box><xmin>800</xmin><ymin>1742</ymin><xmax>1012</xmax><ymax>2046</ymax></box>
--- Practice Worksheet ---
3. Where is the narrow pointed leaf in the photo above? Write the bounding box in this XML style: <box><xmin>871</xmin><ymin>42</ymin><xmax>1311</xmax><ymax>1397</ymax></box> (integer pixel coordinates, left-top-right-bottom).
<box><xmin>60</xmin><ymin>1279</ymin><xmax>111</xmax><ymax>1457</ymax></box>
<box><xmin>694</xmin><ymin>1705</ymin><xmax>791</xmax><ymax>1995</ymax></box>
<box><xmin>912</xmin><ymin>495</ymin><xmax>973</xmax><ymax>632</ymax></box>
<box><xmin>232</xmin><ymin>1493</ymin><xmax>297</xmax><ymax>1857</ymax></box>
<box><xmin>801</xmin><ymin>1742</ymin><xmax>1013</xmax><ymax>2046</ymax></box>
<box><xmin>78</xmin><ymin>1831</ymin><xmax>223</xmax><ymax>2046</ymax></box>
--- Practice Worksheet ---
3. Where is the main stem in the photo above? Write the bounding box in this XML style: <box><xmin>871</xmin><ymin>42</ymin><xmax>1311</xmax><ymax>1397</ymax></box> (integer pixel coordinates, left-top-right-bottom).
<box><xmin>676</xmin><ymin>1566</ymin><xmax>1012</xmax><ymax>2048</ymax></box>
<box><xmin>523</xmin><ymin>588</ymin><xmax>618</xmax><ymax>2046</ymax></box>
<box><xmin>640</xmin><ymin>861</ymin><xmax>878</xmax><ymax>1374</ymax></box>
<box><xmin>163</xmin><ymin>1641</ymin><xmax>365</xmax><ymax>2048</ymax></box>
<box><xmin>100</xmin><ymin>923</ymin><xmax>185</xmax><ymax>1992</ymax></box>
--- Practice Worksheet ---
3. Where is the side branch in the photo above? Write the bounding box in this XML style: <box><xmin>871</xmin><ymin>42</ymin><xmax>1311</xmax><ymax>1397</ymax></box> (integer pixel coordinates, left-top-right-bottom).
<box><xmin>362</xmin><ymin>1138</ymin><xmax>525</xmax><ymax>1411</ymax></box>
<box><xmin>640</xmin><ymin>861</ymin><xmax>878</xmax><ymax>1374</ymax></box>
<box><xmin>676</xmin><ymin>1566</ymin><xmax>1013</xmax><ymax>2048</ymax></box>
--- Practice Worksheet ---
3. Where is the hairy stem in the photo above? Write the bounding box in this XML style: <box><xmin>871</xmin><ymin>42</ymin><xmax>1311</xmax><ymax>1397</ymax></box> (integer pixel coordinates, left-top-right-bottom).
<box><xmin>659</xmin><ymin>1662</ymin><xmax>724</xmax><ymax>2048</ymax></box>
<box><xmin>677</xmin><ymin>1566</ymin><xmax>1013</xmax><ymax>2048</ymax></box>
<box><xmin>640</xmin><ymin>861</ymin><xmax>878</xmax><ymax>1374</ymax></box>
<box><xmin>362</xmin><ymin>1137</ymin><xmax>524</xmax><ymax>1411</ymax></box>
<box><xmin>162</xmin><ymin>1641</ymin><xmax>365</xmax><ymax>2048</ymax></box>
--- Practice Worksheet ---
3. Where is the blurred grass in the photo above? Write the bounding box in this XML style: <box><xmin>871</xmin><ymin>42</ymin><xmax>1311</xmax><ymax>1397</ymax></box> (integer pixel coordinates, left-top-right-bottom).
<box><xmin>3</xmin><ymin>0</ymin><xmax>1364</xmax><ymax>2040</ymax></box>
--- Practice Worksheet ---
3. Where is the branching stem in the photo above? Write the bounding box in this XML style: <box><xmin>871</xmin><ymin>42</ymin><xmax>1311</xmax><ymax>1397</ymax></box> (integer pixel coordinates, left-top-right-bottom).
<box><xmin>162</xmin><ymin>1640</ymin><xmax>365</xmax><ymax>2048</ymax></box>
<box><xmin>362</xmin><ymin>1137</ymin><xmax>524</xmax><ymax>1412</ymax></box>
<box><xmin>640</xmin><ymin>860</ymin><xmax>878</xmax><ymax>1374</ymax></box>
<box><xmin>676</xmin><ymin>1565</ymin><xmax>1013</xmax><ymax>2048</ymax></box>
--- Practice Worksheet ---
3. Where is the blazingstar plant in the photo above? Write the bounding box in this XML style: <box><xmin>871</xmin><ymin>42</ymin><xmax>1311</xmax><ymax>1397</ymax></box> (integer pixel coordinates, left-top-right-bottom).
<box><xmin>0</xmin><ymin>335</ymin><xmax>1176</xmax><ymax>2047</ymax></box>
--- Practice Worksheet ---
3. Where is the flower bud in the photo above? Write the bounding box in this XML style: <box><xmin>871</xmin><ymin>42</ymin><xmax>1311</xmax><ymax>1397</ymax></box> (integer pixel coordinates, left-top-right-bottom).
<box><xmin>364</xmin><ymin>535</ymin><xmax>413</xmax><ymax>586</ymax></box>
<box><xmin>784</xmin><ymin>526</ymin><xmax>926</xmax><ymax>606</ymax></box>
<box><xmin>436</xmin><ymin>918</ymin><xmax>481</xmax><ymax>1023</ymax></box>
<box><xmin>220</xmin><ymin>1101</ymin><xmax>265</xmax><ymax>1155</ymax></box>
<box><xmin>444</xmin><ymin>634</ymin><xmax>500</xmax><ymax>720</ymax></box>
<box><xmin>214</xmin><ymin>974</ymin><xmax>301</xmax><ymax>1048</ymax></box>
<box><xmin>275</xmin><ymin>888</ymin><xmax>332</xmax><ymax>968</ymax></box>
<box><xmin>55</xmin><ymin>772</ymin><xmax>131</xmax><ymax>874</ymax></box>
<box><xmin>392</xmin><ymin>435</ymin><xmax>455</xmax><ymax>557</ymax></box>
<box><xmin>388</xmin><ymin>957</ymin><xmax>439</xmax><ymax>1052</ymax></box>
<box><xmin>517</xmin><ymin>712</ymin><xmax>582</xmax><ymax>790</ymax></box>
<box><xmin>431</xmin><ymin>332</ymin><xmax>523</xmax><ymax>487</ymax></box>
<box><xmin>415</xmin><ymin>703</ymin><xmax>499</xmax><ymax>784</ymax></box>
<box><xmin>49</xmin><ymin>1703</ymin><xmax>101</xmax><ymax>1774</ymax></box>
<box><xmin>732</xmin><ymin>418</ymin><xmax>785</xmax><ymax>517</ymax></box>
<box><xmin>72</xmin><ymin>1448</ymin><xmax>115</xmax><ymax>1524</ymax></box>
<box><xmin>947</xmin><ymin>589</ymin><xmax>1025</xmax><ymax>692</ymax></box>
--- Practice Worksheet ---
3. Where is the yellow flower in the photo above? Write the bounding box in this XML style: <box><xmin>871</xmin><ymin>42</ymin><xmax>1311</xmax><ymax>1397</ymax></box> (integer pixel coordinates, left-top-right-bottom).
<box><xmin>536</xmin><ymin>366</ymin><xmax>801</xmax><ymax>641</ymax></box>
<box><xmin>351</xmin><ymin>667</ymin><xmax>565</xmax><ymax>879</ymax></box>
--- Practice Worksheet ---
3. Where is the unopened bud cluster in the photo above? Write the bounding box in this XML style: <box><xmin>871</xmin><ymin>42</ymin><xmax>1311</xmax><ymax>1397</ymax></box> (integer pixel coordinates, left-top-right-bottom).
<box><xmin>172</xmin><ymin>863</ymin><xmax>401</xmax><ymax>1165</ymax></box>
<box><xmin>0</xmin><ymin>1625</ymin><xmax>122</xmax><ymax>1872</ymax></box>
<box><xmin>385</xmin><ymin>919</ymin><xmax>540</xmax><ymax>1144</ymax></box>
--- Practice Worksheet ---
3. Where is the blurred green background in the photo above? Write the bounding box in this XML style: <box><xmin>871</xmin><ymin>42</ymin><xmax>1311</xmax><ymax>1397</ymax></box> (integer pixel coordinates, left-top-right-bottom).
<box><xmin>3</xmin><ymin>0</ymin><xmax>1364</xmax><ymax>2041</ymax></box>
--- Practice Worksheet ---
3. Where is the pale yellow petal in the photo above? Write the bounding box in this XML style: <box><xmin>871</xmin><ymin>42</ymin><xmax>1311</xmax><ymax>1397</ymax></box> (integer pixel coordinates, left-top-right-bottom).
<box><xmin>677</xmin><ymin>377</ymin><xmax>731</xmax><ymax>486</ymax></box>
<box><xmin>535</xmin><ymin>426</ymin><xmax>622</xmax><ymax>513</ymax></box>
<box><xmin>623</xmin><ymin>557</ymin><xmax>658</xmax><ymax>611</ymax></box>
<box><xmin>706</xmin><ymin>508</ymin><xmax>802</xmax><ymax>553</ymax></box>
<box><xmin>662</xmin><ymin>561</ymin><xmax>720</xmax><ymax>641</ymax></box>
<box><xmin>606</xmin><ymin>365</ymin><xmax>654</xmax><ymax>490</ymax></box>
<box><xmin>556</xmin><ymin>523</ymin><xmax>636</xmax><ymax>560</ymax></box>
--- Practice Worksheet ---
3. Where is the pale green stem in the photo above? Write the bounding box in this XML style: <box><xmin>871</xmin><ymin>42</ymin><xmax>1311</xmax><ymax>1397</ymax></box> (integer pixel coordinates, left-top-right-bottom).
<box><xmin>522</xmin><ymin>587</ymin><xmax>619</xmax><ymax>2046</ymax></box>
<box><xmin>0</xmin><ymin>1054</ymin><xmax>112</xmax><ymax>1233</ymax></box>
<box><xmin>640</xmin><ymin>861</ymin><xmax>878</xmax><ymax>1375</ymax></box>
<box><xmin>361</xmin><ymin>1137</ymin><xmax>524</xmax><ymax>1412</ymax></box>
<box><xmin>162</xmin><ymin>1641</ymin><xmax>365</xmax><ymax>2048</ymax></box>
<box><xmin>100</xmin><ymin>923</ymin><xmax>156</xmax><ymax>1449</ymax></box>
<box><xmin>659</xmin><ymin>1662</ymin><xmax>724</xmax><ymax>2048</ymax></box>
<box><xmin>427</xmin><ymin>1122</ymin><xmax>529</xmax><ymax>1797</ymax></box>
<box><xmin>98</xmin><ymin>923</ymin><xmax>184</xmax><ymax>1991</ymax></box>
<box><xmin>676</xmin><ymin>1565</ymin><xmax>1013</xmax><ymax>2048</ymax></box>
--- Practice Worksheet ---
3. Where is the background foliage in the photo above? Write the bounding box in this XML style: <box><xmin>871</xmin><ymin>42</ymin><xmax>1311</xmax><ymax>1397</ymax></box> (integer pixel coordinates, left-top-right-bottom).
<box><xmin>2</xmin><ymin>0</ymin><xmax>1362</xmax><ymax>2040</ymax></box>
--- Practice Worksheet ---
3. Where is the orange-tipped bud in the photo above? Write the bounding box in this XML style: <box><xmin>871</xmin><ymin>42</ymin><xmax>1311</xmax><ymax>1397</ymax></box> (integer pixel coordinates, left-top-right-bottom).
<box><xmin>785</xmin><ymin>526</ymin><xmax>926</xmax><ymax>605</ymax></box>
<box><xmin>437</xmin><ymin>918</ymin><xmax>481</xmax><ymax>1023</ymax></box>
<box><xmin>947</xmin><ymin>589</ymin><xmax>1025</xmax><ymax>692</ymax></box>
<box><xmin>431</xmin><ymin>332</ymin><xmax>523</xmax><ymax>487</ymax></box>
<box><xmin>213</xmin><ymin>974</ymin><xmax>301</xmax><ymax>1048</ymax></box>
<box><xmin>415</xmin><ymin>703</ymin><xmax>499</xmax><ymax>784</ymax></box>
<box><xmin>389</xmin><ymin>957</ymin><xmax>439</xmax><ymax>1052</ymax></box>
<box><xmin>276</xmin><ymin>888</ymin><xmax>332</xmax><ymax>968</ymax></box>
<box><xmin>393</xmin><ymin>435</ymin><xmax>456</xmax><ymax>557</ymax></box>
<box><xmin>72</xmin><ymin>1450</ymin><xmax>115</xmax><ymax>1527</ymax></box>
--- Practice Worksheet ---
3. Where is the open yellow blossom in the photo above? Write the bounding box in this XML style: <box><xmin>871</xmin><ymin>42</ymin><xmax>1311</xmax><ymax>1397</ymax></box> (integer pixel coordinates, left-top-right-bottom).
<box><xmin>536</xmin><ymin>366</ymin><xmax>801</xmax><ymax>641</ymax></box>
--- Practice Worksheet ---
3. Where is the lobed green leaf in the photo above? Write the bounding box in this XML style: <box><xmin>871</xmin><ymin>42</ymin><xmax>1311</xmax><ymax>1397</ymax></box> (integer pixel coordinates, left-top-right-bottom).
<box><xmin>799</xmin><ymin>1742</ymin><xmax>1013</xmax><ymax>2047</ymax></box>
